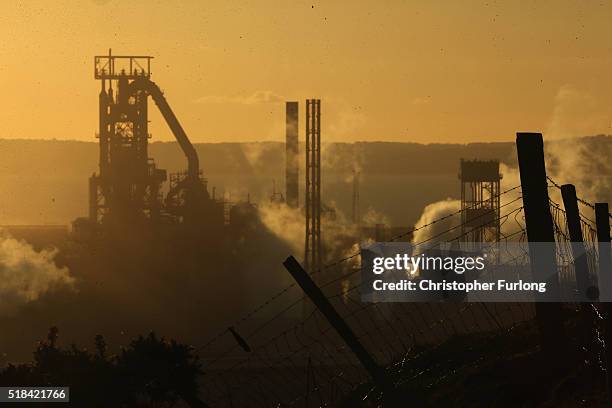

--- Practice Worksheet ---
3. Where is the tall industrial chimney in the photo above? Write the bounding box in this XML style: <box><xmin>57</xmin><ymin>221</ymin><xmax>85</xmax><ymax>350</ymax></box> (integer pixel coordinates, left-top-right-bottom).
<box><xmin>285</xmin><ymin>102</ymin><xmax>299</xmax><ymax>208</ymax></box>
<box><xmin>304</xmin><ymin>99</ymin><xmax>321</xmax><ymax>276</ymax></box>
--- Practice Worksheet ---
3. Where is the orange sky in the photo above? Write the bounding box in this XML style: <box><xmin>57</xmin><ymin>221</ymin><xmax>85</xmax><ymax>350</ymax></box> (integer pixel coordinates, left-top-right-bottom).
<box><xmin>2</xmin><ymin>0</ymin><xmax>612</xmax><ymax>143</ymax></box>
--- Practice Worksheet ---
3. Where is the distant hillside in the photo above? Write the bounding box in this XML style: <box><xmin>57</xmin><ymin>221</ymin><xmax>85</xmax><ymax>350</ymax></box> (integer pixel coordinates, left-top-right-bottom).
<box><xmin>0</xmin><ymin>136</ymin><xmax>608</xmax><ymax>226</ymax></box>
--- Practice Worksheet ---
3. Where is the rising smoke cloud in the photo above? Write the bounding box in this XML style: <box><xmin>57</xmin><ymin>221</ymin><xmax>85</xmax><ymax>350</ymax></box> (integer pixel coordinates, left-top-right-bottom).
<box><xmin>542</xmin><ymin>85</ymin><xmax>612</xmax><ymax>206</ymax></box>
<box><xmin>0</xmin><ymin>231</ymin><xmax>74</xmax><ymax>316</ymax></box>
<box><xmin>545</xmin><ymin>138</ymin><xmax>612</xmax><ymax>205</ymax></box>
<box><xmin>411</xmin><ymin>84</ymin><xmax>612</xmax><ymax>246</ymax></box>
<box><xmin>257</xmin><ymin>202</ymin><xmax>304</xmax><ymax>258</ymax></box>
<box><xmin>411</xmin><ymin>163</ymin><xmax>525</xmax><ymax>246</ymax></box>
<box><xmin>411</xmin><ymin>199</ymin><xmax>462</xmax><ymax>245</ymax></box>
<box><xmin>258</xmin><ymin>200</ymin><xmax>361</xmax><ymax>261</ymax></box>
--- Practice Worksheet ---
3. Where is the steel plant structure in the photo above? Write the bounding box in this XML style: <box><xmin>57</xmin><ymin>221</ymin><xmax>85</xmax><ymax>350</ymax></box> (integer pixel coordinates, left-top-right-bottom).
<box><xmin>86</xmin><ymin>50</ymin><xmax>223</xmax><ymax>236</ymax></box>
<box><xmin>459</xmin><ymin>159</ymin><xmax>502</xmax><ymax>244</ymax></box>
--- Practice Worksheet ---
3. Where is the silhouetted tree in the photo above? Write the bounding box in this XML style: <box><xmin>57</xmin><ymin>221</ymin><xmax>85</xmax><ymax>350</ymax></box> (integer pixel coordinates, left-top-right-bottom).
<box><xmin>0</xmin><ymin>327</ymin><xmax>208</xmax><ymax>407</ymax></box>
<box><xmin>117</xmin><ymin>332</ymin><xmax>203</xmax><ymax>407</ymax></box>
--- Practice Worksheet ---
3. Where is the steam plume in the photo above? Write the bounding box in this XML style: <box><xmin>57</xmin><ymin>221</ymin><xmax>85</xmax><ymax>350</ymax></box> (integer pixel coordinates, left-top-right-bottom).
<box><xmin>0</xmin><ymin>230</ymin><xmax>74</xmax><ymax>315</ymax></box>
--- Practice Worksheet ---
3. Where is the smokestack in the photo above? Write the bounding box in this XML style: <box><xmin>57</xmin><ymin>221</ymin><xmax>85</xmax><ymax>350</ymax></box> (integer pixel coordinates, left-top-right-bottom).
<box><xmin>352</xmin><ymin>170</ymin><xmax>360</xmax><ymax>225</ymax></box>
<box><xmin>285</xmin><ymin>102</ymin><xmax>299</xmax><ymax>208</ymax></box>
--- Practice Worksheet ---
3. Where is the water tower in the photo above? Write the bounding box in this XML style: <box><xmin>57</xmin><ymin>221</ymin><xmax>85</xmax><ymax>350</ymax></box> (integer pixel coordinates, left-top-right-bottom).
<box><xmin>459</xmin><ymin>159</ymin><xmax>502</xmax><ymax>244</ymax></box>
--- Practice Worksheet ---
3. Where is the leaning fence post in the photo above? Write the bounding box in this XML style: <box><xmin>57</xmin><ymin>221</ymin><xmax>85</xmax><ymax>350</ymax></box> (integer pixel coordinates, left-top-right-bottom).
<box><xmin>595</xmin><ymin>203</ymin><xmax>612</xmax><ymax>404</ymax></box>
<box><xmin>516</xmin><ymin>132</ymin><xmax>566</xmax><ymax>356</ymax></box>
<box><xmin>561</xmin><ymin>184</ymin><xmax>595</xmax><ymax>366</ymax></box>
<box><xmin>561</xmin><ymin>184</ymin><xmax>591</xmax><ymax>298</ymax></box>
<box><xmin>282</xmin><ymin>256</ymin><xmax>394</xmax><ymax>395</ymax></box>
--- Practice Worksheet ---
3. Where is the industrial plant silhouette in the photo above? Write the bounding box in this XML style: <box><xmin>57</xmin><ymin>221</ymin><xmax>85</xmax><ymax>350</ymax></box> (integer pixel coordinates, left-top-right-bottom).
<box><xmin>0</xmin><ymin>51</ymin><xmax>611</xmax><ymax>408</ymax></box>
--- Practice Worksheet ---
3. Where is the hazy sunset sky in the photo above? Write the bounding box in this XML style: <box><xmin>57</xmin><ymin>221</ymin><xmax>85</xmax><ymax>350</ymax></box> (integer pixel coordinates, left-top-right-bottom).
<box><xmin>2</xmin><ymin>0</ymin><xmax>612</xmax><ymax>143</ymax></box>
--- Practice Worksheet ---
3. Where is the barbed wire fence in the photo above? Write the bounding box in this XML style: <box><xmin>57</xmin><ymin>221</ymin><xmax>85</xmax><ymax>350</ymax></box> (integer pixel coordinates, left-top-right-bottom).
<box><xmin>196</xmin><ymin>138</ymin><xmax>612</xmax><ymax>406</ymax></box>
<box><xmin>196</xmin><ymin>185</ymin><xmax>544</xmax><ymax>406</ymax></box>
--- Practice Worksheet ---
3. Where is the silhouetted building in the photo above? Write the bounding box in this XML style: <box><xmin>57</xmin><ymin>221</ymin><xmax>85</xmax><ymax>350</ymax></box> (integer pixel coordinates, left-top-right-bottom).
<box><xmin>285</xmin><ymin>102</ymin><xmax>299</xmax><ymax>208</ymax></box>
<box><xmin>459</xmin><ymin>159</ymin><xmax>502</xmax><ymax>244</ymax></box>
<box><xmin>86</xmin><ymin>50</ymin><xmax>223</xmax><ymax>239</ymax></box>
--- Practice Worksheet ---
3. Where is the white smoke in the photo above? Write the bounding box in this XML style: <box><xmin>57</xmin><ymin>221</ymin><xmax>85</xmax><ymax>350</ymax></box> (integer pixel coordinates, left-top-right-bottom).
<box><xmin>257</xmin><ymin>202</ymin><xmax>304</xmax><ymax>258</ymax></box>
<box><xmin>258</xmin><ymin>199</ymin><xmax>367</xmax><ymax>266</ymax></box>
<box><xmin>0</xmin><ymin>231</ymin><xmax>74</xmax><ymax>315</ymax></box>
<box><xmin>544</xmin><ymin>84</ymin><xmax>612</xmax><ymax>206</ymax></box>
<box><xmin>411</xmin><ymin>163</ymin><xmax>525</xmax><ymax>246</ymax></box>
<box><xmin>545</xmin><ymin>138</ymin><xmax>612</xmax><ymax>205</ymax></box>
<box><xmin>411</xmin><ymin>199</ymin><xmax>461</xmax><ymax>245</ymax></box>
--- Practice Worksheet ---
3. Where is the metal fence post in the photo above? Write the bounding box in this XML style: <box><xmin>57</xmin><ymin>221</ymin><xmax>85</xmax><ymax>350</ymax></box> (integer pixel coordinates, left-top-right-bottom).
<box><xmin>282</xmin><ymin>256</ymin><xmax>394</xmax><ymax>395</ymax></box>
<box><xmin>516</xmin><ymin>132</ymin><xmax>566</xmax><ymax>356</ymax></box>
